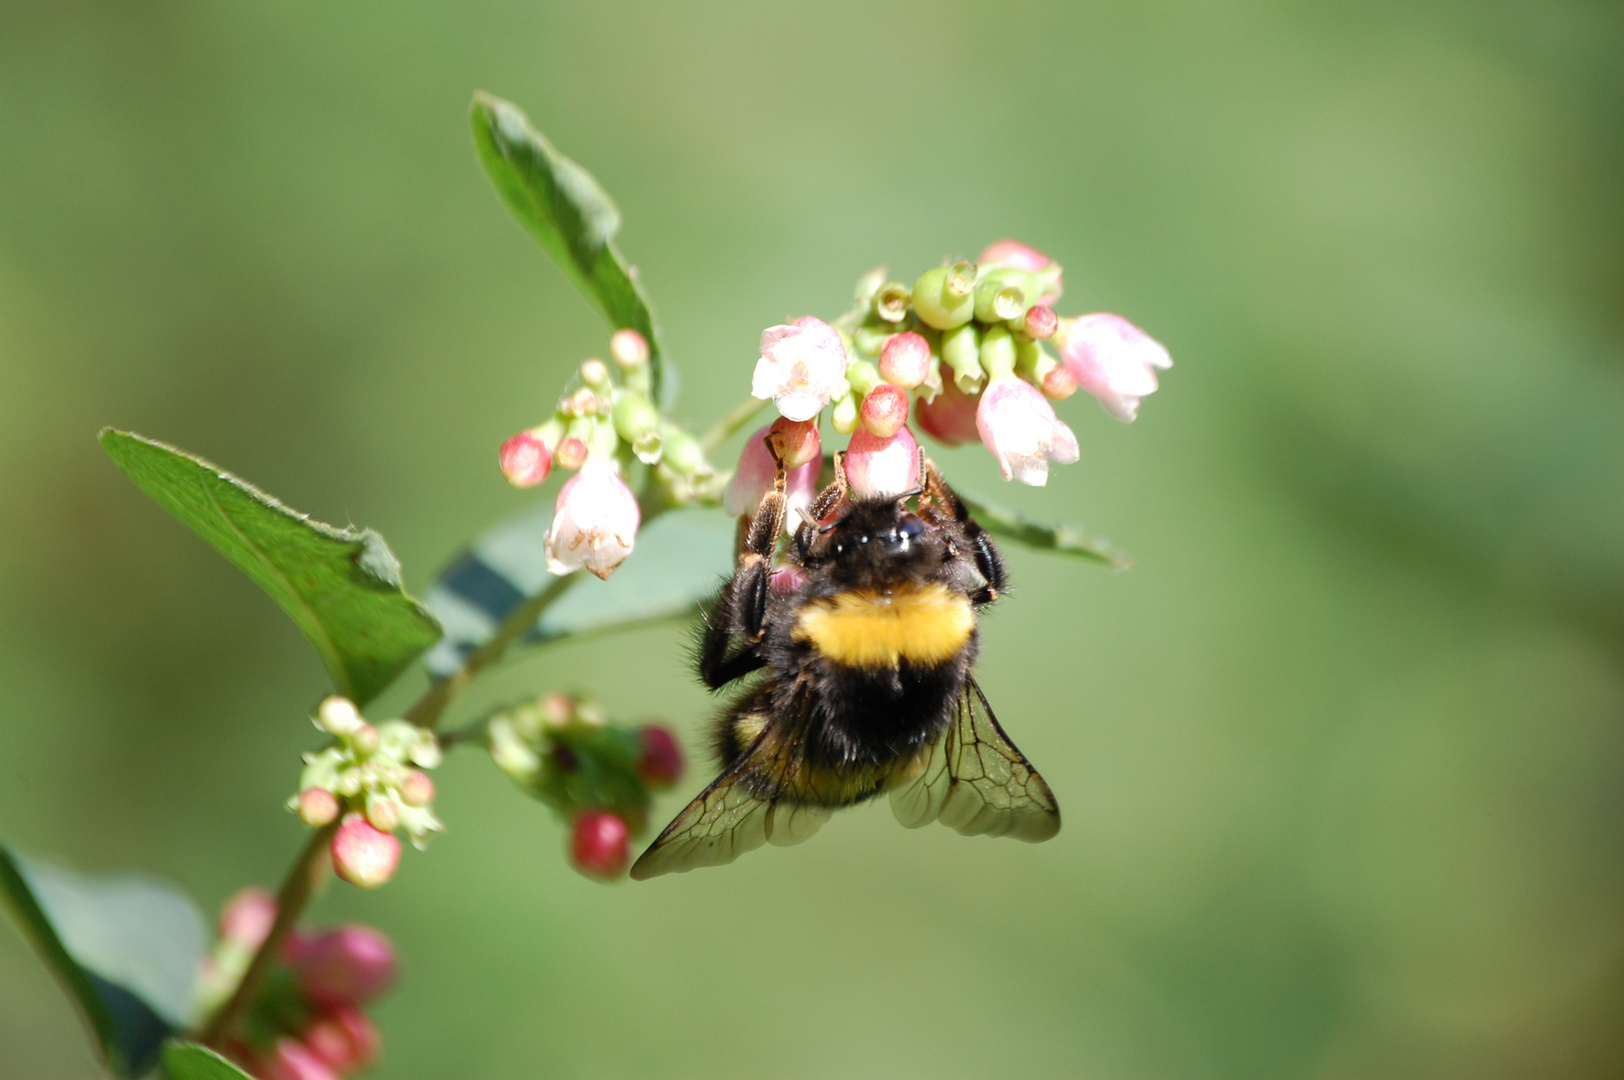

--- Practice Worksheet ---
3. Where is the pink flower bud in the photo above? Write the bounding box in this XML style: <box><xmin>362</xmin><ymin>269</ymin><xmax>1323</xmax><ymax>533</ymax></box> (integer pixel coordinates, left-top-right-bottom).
<box><xmin>285</xmin><ymin>926</ymin><xmax>399</xmax><ymax>1008</ymax></box>
<box><xmin>578</xmin><ymin>358</ymin><xmax>610</xmax><ymax>389</ymax></box>
<box><xmin>399</xmin><ymin>770</ymin><xmax>435</xmax><ymax>808</ymax></box>
<box><xmin>540</xmin><ymin>692</ymin><xmax>575</xmax><ymax>725</ymax></box>
<box><xmin>349</xmin><ymin>722</ymin><xmax>380</xmax><ymax>755</ymax></box>
<box><xmin>609</xmin><ymin>328</ymin><xmax>649</xmax><ymax>369</ymax></box>
<box><xmin>219</xmin><ymin>887</ymin><xmax>278</xmax><ymax>950</ymax></box>
<box><xmin>878</xmin><ymin>332</ymin><xmax>932</xmax><ymax>389</ymax></box>
<box><xmin>363</xmin><ymin>794</ymin><xmax>400</xmax><ymax>832</ymax></box>
<box><xmin>1020</xmin><ymin>305</ymin><xmax>1058</xmax><ymax>340</ymax></box>
<box><xmin>330</xmin><ymin>814</ymin><xmax>400</xmax><ymax>890</ymax></box>
<box><xmin>914</xmin><ymin>378</ymin><xmax>981</xmax><ymax>446</ymax></box>
<box><xmin>554</xmin><ymin>436</ymin><xmax>588</xmax><ymax>471</ymax></box>
<box><xmin>297</xmin><ymin>788</ymin><xmax>340</xmax><ymax>828</ymax></box>
<box><xmin>844</xmin><ymin>426</ymin><xmax>920</xmax><ymax>499</ymax></box>
<box><xmin>722</xmin><ymin>425</ymin><xmax>819</xmax><ymax>532</ymax></box>
<box><xmin>570</xmin><ymin>810</ymin><xmax>631</xmax><ymax>880</ymax></box>
<box><xmin>860</xmin><ymin>384</ymin><xmax>910</xmax><ymax>438</ymax></box>
<box><xmin>303</xmin><ymin>1006</ymin><xmax>381</xmax><ymax>1072</ymax></box>
<box><xmin>978</xmin><ymin>239</ymin><xmax>1063</xmax><ymax>304</ymax></box>
<box><xmin>263</xmin><ymin>1038</ymin><xmax>341</xmax><ymax>1080</ymax></box>
<box><xmin>1041</xmin><ymin>362</ymin><xmax>1078</xmax><ymax>400</ymax></box>
<box><xmin>544</xmin><ymin>463</ymin><xmax>640</xmax><ymax>580</ymax></box>
<box><xmin>975</xmin><ymin>376</ymin><xmax>1080</xmax><ymax>486</ymax></box>
<box><xmin>767</xmin><ymin>417</ymin><xmax>821</xmax><ymax>469</ymax></box>
<box><xmin>751</xmin><ymin>316</ymin><xmax>848</xmax><ymax>422</ymax></box>
<box><xmin>1053</xmin><ymin>314</ymin><xmax>1172</xmax><ymax>422</ymax></box>
<box><xmin>637</xmin><ymin>725</ymin><xmax>685</xmax><ymax>790</ymax></box>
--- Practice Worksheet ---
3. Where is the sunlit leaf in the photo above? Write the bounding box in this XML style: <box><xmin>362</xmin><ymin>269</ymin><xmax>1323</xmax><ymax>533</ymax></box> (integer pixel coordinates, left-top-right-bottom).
<box><xmin>100</xmin><ymin>430</ymin><xmax>442</xmax><ymax>705</ymax></box>
<box><xmin>162</xmin><ymin>1041</ymin><xmax>255</xmax><ymax>1080</ymax></box>
<box><xmin>425</xmin><ymin>506</ymin><xmax>733</xmax><ymax>678</ymax></box>
<box><xmin>0</xmin><ymin>847</ymin><xmax>207</xmax><ymax>1077</ymax></box>
<box><xmin>959</xmin><ymin>491</ymin><xmax>1130</xmax><ymax>569</ymax></box>
<box><xmin>471</xmin><ymin>91</ymin><xmax>672</xmax><ymax>406</ymax></box>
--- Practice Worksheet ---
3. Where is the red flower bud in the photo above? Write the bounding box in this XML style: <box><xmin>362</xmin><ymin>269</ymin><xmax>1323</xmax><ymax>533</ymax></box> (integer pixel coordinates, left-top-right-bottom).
<box><xmin>637</xmin><ymin>726</ymin><xmax>685</xmax><ymax>789</ymax></box>
<box><xmin>263</xmin><ymin>1038</ymin><xmax>341</xmax><ymax>1080</ymax></box>
<box><xmin>878</xmin><ymin>332</ymin><xmax>932</xmax><ymax>390</ymax></box>
<box><xmin>570</xmin><ymin>810</ymin><xmax>630</xmax><ymax>881</ymax></box>
<box><xmin>285</xmin><ymin>926</ymin><xmax>398</xmax><ymax>1008</ymax></box>
<box><xmin>914</xmin><ymin>377</ymin><xmax>981</xmax><ymax>446</ymax></box>
<box><xmin>1020</xmin><ymin>305</ymin><xmax>1058</xmax><ymax>340</ymax></box>
<box><xmin>859</xmin><ymin>384</ymin><xmax>910</xmax><ymax>438</ymax></box>
<box><xmin>303</xmin><ymin>1005</ymin><xmax>381</xmax><ymax>1072</ymax></box>
<box><xmin>1040</xmin><ymin>362</ymin><xmax>1078</xmax><ymax>400</ymax></box>
<box><xmin>554</xmin><ymin>436</ymin><xmax>589</xmax><ymax>471</ymax></box>
<box><xmin>219</xmin><ymin>887</ymin><xmax>277</xmax><ymax>951</ymax></box>
<box><xmin>767</xmin><ymin>417</ymin><xmax>821</xmax><ymax>469</ymax></box>
<box><xmin>297</xmin><ymin>788</ymin><xmax>340</xmax><ymax>827</ymax></box>
<box><xmin>498</xmin><ymin>431</ymin><xmax>553</xmax><ymax>488</ymax></box>
<box><xmin>399</xmin><ymin>770</ymin><xmax>435</xmax><ymax>808</ymax></box>
<box><xmin>844</xmin><ymin>426</ymin><xmax>921</xmax><ymax>499</ymax></box>
<box><xmin>330</xmin><ymin>814</ymin><xmax>400</xmax><ymax>890</ymax></box>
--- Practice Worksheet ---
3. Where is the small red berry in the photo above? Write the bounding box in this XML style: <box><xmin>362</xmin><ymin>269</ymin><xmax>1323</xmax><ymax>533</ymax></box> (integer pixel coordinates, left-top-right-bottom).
<box><xmin>637</xmin><ymin>726</ymin><xmax>685</xmax><ymax>789</ymax></box>
<box><xmin>570</xmin><ymin>810</ymin><xmax>631</xmax><ymax>881</ymax></box>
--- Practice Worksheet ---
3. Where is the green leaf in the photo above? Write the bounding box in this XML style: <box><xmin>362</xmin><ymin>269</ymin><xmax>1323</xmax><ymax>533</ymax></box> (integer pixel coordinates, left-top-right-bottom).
<box><xmin>0</xmin><ymin>847</ymin><xmax>207</xmax><ymax>1078</ymax></box>
<box><xmin>162</xmin><ymin>1041</ymin><xmax>255</xmax><ymax>1080</ymax></box>
<box><xmin>100</xmin><ymin>430</ymin><xmax>442</xmax><ymax>705</ymax></box>
<box><xmin>425</xmin><ymin>506</ymin><xmax>734</xmax><ymax>677</ymax></box>
<box><xmin>959</xmin><ymin>491</ymin><xmax>1131</xmax><ymax>569</ymax></box>
<box><xmin>471</xmin><ymin>91</ymin><xmax>672</xmax><ymax>406</ymax></box>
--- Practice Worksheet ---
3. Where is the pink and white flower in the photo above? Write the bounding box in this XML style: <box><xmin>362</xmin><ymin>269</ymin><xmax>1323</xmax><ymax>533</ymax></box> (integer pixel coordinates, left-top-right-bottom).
<box><xmin>723</xmin><ymin>424</ymin><xmax>819</xmax><ymax>533</ymax></box>
<box><xmin>914</xmin><ymin>377</ymin><xmax>981</xmax><ymax>447</ymax></box>
<box><xmin>545</xmin><ymin>463</ymin><xmax>641</xmax><ymax>580</ymax></box>
<box><xmin>751</xmin><ymin>316</ymin><xmax>849</xmax><ymax>422</ymax></box>
<box><xmin>844</xmin><ymin>425</ymin><xmax>920</xmax><ymax>499</ymax></box>
<box><xmin>1053</xmin><ymin>314</ymin><xmax>1172</xmax><ymax>422</ymax></box>
<box><xmin>975</xmin><ymin>376</ymin><xmax>1080</xmax><ymax>486</ymax></box>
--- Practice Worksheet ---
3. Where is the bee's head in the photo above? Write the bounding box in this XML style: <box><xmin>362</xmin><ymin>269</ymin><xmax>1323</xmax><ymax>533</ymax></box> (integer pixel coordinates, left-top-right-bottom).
<box><xmin>798</xmin><ymin>496</ymin><xmax>937</xmax><ymax>587</ymax></box>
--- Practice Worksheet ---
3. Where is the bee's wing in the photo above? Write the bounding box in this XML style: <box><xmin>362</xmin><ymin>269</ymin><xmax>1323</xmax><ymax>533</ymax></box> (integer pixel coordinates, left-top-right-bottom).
<box><xmin>889</xmin><ymin>676</ymin><xmax>1061</xmax><ymax>842</ymax></box>
<box><xmin>629</xmin><ymin>723</ymin><xmax>833</xmax><ymax>880</ymax></box>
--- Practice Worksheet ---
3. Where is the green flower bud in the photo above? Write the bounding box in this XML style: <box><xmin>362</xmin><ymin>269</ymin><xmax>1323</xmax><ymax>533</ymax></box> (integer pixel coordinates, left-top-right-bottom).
<box><xmin>851</xmin><ymin>319</ymin><xmax>893</xmax><ymax>358</ymax></box>
<box><xmin>586</xmin><ymin>417</ymin><xmax>620</xmax><ymax>462</ymax></box>
<box><xmin>632</xmin><ymin>430</ymin><xmax>663</xmax><ymax>465</ymax></box>
<box><xmin>831</xmin><ymin>393</ymin><xmax>859</xmax><ymax>434</ymax></box>
<box><xmin>1014</xmin><ymin>337</ymin><xmax>1057</xmax><ymax>384</ymax></box>
<box><xmin>490</xmin><ymin>717</ymin><xmax>542</xmax><ymax>781</ymax></box>
<box><xmin>979</xmin><ymin>324</ymin><xmax>1018</xmax><ymax>382</ymax></box>
<box><xmin>973</xmin><ymin>276</ymin><xmax>1028</xmax><ymax>324</ymax></box>
<box><xmin>316</xmin><ymin>696</ymin><xmax>363</xmax><ymax>737</ymax></box>
<box><xmin>660</xmin><ymin>429</ymin><xmax>707</xmax><ymax>476</ymax></box>
<box><xmin>845</xmin><ymin>359</ymin><xmax>882</xmax><ymax>400</ymax></box>
<box><xmin>579</xmin><ymin>358</ymin><xmax>612</xmax><ymax>391</ymax></box>
<box><xmin>939</xmin><ymin>323</ymin><xmax>984</xmax><ymax>393</ymax></box>
<box><xmin>611</xmin><ymin>392</ymin><xmax>660</xmax><ymax>445</ymax></box>
<box><xmin>912</xmin><ymin>266</ymin><xmax>975</xmax><ymax>330</ymax></box>
<box><xmin>871</xmin><ymin>281</ymin><xmax>911</xmax><ymax>324</ymax></box>
<box><xmin>365</xmin><ymin>792</ymin><xmax>401</xmax><ymax>832</ymax></box>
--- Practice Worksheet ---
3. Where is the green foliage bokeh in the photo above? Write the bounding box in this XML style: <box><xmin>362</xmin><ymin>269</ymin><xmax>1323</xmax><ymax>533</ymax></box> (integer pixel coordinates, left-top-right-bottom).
<box><xmin>2</xmin><ymin>2</ymin><xmax>1622</xmax><ymax>1078</ymax></box>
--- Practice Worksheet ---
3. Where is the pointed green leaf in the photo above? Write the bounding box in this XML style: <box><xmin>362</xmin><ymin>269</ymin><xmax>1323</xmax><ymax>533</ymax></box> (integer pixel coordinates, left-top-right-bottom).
<box><xmin>425</xmin><ymin>506</ymin><xmax>733</xmax><ymax>677</ymax></box>
<box><xmin>471</xmin><ymin>91</ymin><xmax>672</xmax><ymax>405</ymax></box>
<box><xmin>959</xmin><ymin>491</ymin><xmax>1131</xmax><ymax>569</ymax></box>
<box><xmin>163</xmin><ymin>1042</ymin><xmax>255</xmax><ymax>1080</ymax></box>
<box><xmin>1</xmin><ymin>847</ymin><xmax>206</xmax><ymax>1077</ymax></box>
<box><xmin>100</xmin><ymin>430</ymin><xmax>442</xmax><ymax>705</ymax></box>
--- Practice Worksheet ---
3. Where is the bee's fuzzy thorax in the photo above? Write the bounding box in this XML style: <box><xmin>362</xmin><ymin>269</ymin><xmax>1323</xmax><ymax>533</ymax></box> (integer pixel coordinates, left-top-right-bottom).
<box><xmin>792</xmin><ymin>582</ymin><xmax>974</xmax><ymax>668</ymax></box>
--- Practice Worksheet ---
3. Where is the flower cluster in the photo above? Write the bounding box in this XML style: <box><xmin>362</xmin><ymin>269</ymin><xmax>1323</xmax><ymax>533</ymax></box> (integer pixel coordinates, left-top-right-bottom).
<box><xmin>498</xmin><ymin>329</ymin><xmax>719</xmax><ymax>580</ymax></box>
<box><xmin>488</xmin><ymin>693</ymin><xmax>684</xmax><ymax>880</ymax></box>
<box><xmin>197</xmin><ymin>889</ymin><xmax>395</xmax><ymax>1080</ymax></box>
<box><xmin>748</xmin><ymin>241</ymin><xmax>1171</xmax><ymax>490</ymax></box>
<box><xmin>289</xmin><ymin>696</ymin><xmax>444</xmax><ymax>889</ymax></box>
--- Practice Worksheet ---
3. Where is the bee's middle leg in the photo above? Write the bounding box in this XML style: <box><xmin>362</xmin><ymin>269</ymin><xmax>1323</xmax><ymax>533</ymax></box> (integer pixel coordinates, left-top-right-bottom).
<box><xmin>699</xmin><ymin>435</ymin><xmax>788</xmax><ymax>688</ymax></box>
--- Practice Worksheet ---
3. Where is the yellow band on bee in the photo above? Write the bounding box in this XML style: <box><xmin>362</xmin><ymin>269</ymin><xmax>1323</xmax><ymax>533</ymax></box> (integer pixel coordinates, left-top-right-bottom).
<box><xmin>793</xmin><ymin>584</ymin><xmax>973</xmax><ymax>668</ymax></box>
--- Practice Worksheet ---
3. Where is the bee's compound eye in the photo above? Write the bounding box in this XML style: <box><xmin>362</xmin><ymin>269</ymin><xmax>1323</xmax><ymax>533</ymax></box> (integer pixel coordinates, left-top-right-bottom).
<box><xmin>896</xmin><ymin>514</ymin><xmax>925</xmax><ymax>544</ymax></box>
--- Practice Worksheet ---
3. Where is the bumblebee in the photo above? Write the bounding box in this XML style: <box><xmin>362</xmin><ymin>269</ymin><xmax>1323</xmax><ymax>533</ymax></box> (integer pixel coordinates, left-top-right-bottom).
<box><xmin>630</xmin><ymin>442</ymin><xmax>1060</xmax><ymax>879</ymax></box>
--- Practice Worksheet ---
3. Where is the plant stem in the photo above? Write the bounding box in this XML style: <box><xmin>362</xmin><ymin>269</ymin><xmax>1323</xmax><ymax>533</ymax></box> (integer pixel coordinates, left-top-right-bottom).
<box><xmin>698</xmin><ymin>396</ymin><xmax>768</xmax><ymax>455</ymax></box>
<box><xmin>197</xmin><ymin>821</ymin><xmax>337</xmax><ymax>1048</ymax></box>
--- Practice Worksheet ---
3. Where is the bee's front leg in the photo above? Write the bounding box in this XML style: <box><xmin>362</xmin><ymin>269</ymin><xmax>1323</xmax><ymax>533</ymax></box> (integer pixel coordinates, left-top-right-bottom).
<box><xmin>699</xmin><ymin>435</ymin><xmax>788</xmax><ymax>688</ymax></box>
<box><xmin>921</xmin><ymin>457</ymin><xmax>1007</xmax><ymax>604</ymax></box>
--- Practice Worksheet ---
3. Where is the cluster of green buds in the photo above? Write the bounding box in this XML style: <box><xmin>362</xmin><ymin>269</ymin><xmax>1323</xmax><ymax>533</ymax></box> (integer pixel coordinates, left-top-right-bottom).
<box><xmin>488</xmin><ymin>692</ymin><xmax>683</xmax><ymax>880</ymax></box>
<box><xmin>289</xmin><ymin>696</ymin><xmax>444</xmax><ymax>888</ymax></box>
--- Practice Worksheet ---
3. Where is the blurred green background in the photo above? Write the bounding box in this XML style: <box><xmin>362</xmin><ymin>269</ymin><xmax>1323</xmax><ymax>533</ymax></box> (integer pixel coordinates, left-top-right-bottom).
<box><xmin>3</xmin><ymin>1</ymin><xmax>1622</xmax><ymax>1077</ymax></box>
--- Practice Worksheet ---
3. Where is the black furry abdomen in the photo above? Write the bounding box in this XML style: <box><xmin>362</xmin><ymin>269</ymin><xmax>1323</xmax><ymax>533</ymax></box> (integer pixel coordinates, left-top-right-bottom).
<box><xmin>804</xmin><ymin>655</ymin><xmax>965</xmax><ymax>768</ymax></box>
